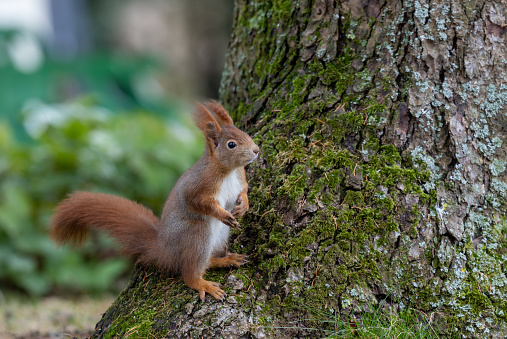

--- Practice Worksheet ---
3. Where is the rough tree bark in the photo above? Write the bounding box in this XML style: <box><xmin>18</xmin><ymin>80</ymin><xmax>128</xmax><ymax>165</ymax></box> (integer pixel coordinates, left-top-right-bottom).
<box><xmin>92</xmin><ymin>0</ymin><xmax>507</xmax><ymax>338</ymax></box>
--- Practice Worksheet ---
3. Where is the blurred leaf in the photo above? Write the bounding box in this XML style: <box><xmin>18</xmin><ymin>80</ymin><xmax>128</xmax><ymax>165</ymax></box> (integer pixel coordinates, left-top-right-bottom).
<box><xmin>5</xmin><ymin>252</ymin><xmax>35</xmax><ymax>273</ymax></box>
<box><xmin>0</xmin><ymin>182</ymin><xmax>31</xmax><ymax>237</ymax></box>
<box><xmin>17</xmin><ymin>271</ymin><xmax>51</xmax><ymax>296</ymax></box>
<box><xmin>89</xmin><ymin>259</ymin><xmax>130</xmax><ymax>292</ymax></box>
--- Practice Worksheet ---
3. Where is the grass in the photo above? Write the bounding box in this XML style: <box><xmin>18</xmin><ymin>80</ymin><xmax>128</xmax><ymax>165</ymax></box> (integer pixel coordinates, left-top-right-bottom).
<box><xmin>321</xmin><ymin>305</ymin><xmax>440</xmax><ymax>338</ymax></box>
<box><xmin>273</xmin><ymin>296</ymin><xmax>442</xmax><ymax>339</ymax></box>
<box><xmin>317</xmin><ymin>278</ymin><xmax>445</xmax><ymax>338</ymax></box>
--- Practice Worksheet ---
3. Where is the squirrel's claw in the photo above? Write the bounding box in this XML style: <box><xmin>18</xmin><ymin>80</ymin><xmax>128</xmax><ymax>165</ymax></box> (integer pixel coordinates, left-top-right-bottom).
<box><xmin>223</xmin><ymin>214</ymin><xmax>240</xmax><ymax>229</ymax></box>
<box><xmin>226</xmin><ymin>252</ymin><xmax>248</xmax><ymax>268</ymax></box>
<box><xmin>209</xmin><ymin>253</ymin><xmax>248</xmax><ymax>269</ymax></box>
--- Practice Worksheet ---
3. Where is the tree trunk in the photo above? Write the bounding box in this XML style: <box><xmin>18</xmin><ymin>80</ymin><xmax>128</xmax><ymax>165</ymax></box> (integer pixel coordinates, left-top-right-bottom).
<box><xmin>92</xmin><ymin>0</ymin><xmax>507</xmax><ymax>338</ymax></box>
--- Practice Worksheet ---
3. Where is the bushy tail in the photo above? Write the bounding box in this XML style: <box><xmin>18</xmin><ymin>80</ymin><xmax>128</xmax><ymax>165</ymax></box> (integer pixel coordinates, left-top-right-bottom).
<box><xmin>50</xmin><ymin>191</ymin><xmax>159</xmax><ymax>261</ymax></box>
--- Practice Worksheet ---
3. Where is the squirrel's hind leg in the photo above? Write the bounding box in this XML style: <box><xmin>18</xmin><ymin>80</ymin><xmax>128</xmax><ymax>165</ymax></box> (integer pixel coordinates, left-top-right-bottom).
<box><xmin>209</xmin><ymin>252</ymin><xmax>248</xmax><ymax>268</ymax></box>
<box><xmin>180</xmin><ymin>252</ymin><xmax>226</xmax><ymax>301</ymax></box>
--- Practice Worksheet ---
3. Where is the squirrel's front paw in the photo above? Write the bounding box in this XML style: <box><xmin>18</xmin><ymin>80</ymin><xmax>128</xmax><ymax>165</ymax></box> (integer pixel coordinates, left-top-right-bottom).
<box><xmin>222</xmin><ymin>214</ymin><xmax>240</xmax><ymax>229</ymax></box>
<box><xmin>232</xmin><ymin>198</ymin><xmax>248</xmax><ymax>217</ymax></box>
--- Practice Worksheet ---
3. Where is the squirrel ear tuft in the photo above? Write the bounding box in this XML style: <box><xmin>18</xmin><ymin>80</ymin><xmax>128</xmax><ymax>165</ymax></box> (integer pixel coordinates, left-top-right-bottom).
<box><xmin>205</xmin><ymin>100</ymin><xmax>234</xmax><ymax>126</ymax></box>
<box><xmin>194</xmin><ymin>102</ymin><xmax>222</xmax><ymax>133</ymax></box>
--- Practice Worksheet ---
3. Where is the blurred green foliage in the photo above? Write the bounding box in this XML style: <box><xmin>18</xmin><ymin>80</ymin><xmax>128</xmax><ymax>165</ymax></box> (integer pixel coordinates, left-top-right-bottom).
<box><xmin>0</xmin><ymin>29</ymin><xmax>170</xmax><ymax>143</ymax></box>
<box><xmin>0</xmin><ymin>27</ymin><xmax>204</xmax><ymax>295</ymax></box>
<box><xmin>0</xmin><ymin>100</ymin><xmax>202</xmax><ymax>296</ymax></box>
<box><xmin>0</xmin><ymin>26</ymin><xmax>205</xmax><ymax>296</ymax></box>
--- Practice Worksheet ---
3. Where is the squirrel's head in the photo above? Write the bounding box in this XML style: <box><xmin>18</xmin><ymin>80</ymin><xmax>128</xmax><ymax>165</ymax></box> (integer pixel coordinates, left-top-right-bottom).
<box><xmin>194</xmin><ymin>100</ymin><xmax>259</xmax><ymax>170</ymax></box>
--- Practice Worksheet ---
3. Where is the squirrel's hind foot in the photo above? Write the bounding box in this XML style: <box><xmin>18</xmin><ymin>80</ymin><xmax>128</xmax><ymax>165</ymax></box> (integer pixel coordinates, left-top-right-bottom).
<box><xmin>186</xmin><ymin>277</ymin><xmax>226</xmax><ymax>302</ymax></box>
<box><xmin>209</xmin><ymin>253</ymin><xmax>248</xmax><ymax>269</ymax></box>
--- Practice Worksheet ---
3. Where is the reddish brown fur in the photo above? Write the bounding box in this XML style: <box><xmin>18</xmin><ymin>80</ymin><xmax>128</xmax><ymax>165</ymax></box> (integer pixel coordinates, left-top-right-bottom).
<box><xmin>193</xmin><ymin>103</ymin><xmax>221</xmax><ymax>133</ymax></box>
<box><xmin>209</xmin><ymin>253</ymin><xmax>247</xmax><ymax>268</ymax></box>
<box><xmin>50</xmin><ymin>192</ymin><xmax>159</xmax><ymax>264</ymax></box>
<box><xmin>205</xmin><ymin>100</ymin><xmax>234</xmax><ymax>126</ymax></box>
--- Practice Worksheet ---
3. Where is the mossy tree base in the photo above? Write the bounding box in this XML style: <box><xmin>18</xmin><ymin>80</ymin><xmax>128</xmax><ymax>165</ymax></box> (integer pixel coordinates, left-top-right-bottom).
<box><xmin>94</xmin><ymin>0</ymin><xmax>507</xmax><ymax>338</ymax></box>
<box><xmin>92</xmin><ymin>264</ymin><xmax>265</xmax><ymax>338</ymax></box>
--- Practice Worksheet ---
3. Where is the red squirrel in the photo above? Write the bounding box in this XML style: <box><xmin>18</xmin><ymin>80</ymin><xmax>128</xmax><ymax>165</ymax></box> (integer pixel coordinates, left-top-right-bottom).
<box><xmin>50</xmin><ymin>100</ymin><xmax>259</xmax><ymax>301</ymax></box>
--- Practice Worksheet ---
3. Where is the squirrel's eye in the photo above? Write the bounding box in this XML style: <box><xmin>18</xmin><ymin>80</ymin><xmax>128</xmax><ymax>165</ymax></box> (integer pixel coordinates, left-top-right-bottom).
<box><xmin>227</xmin><ymin>141</ymin><xmax>237</xmax><ymax>149</ymax></box>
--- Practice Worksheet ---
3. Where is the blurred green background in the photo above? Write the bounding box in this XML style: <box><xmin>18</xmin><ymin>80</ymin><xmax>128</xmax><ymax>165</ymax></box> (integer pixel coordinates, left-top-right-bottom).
<box><xmin>0</xmin><ymin>0</ymin><xmax>233</xmax><ymax>297</ymax></box>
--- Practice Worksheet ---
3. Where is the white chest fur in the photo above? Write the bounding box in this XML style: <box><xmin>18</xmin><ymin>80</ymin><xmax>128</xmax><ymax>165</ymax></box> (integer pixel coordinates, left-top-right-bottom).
<box><xmin>208</xmin><ymin>169</ymin><xmax>243</xmax><ymax>254</ymax></box>
<box><xmin>216</xmin><ymin>168</ymin><xmax>243</xmax><ymax>212</ymax></box>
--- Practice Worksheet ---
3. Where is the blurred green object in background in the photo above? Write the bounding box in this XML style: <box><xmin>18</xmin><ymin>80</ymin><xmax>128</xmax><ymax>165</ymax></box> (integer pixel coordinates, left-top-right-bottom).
<box><xmin>0</xmin><ymin>98</ymin><xmax>202</xmax><ymax>296</ymax></box>
<box><xmin>0</xmin><ymin>28</ymin><xmax>172</xmax><ymax>143</ymax></box>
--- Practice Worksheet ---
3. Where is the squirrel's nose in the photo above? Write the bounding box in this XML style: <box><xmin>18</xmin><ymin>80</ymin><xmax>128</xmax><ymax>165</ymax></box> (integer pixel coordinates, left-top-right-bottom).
<box><xmin>253</xmin><ymin>146</ymin><xmax>259</xmax><ymax>155</ymax></box>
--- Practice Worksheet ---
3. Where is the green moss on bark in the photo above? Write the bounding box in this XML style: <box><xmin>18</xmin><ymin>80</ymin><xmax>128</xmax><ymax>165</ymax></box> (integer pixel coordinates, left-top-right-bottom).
<box><xmin>93</xmin><ymin>0</ymin><xmax>507</xmax><ymax>337</ymax></box>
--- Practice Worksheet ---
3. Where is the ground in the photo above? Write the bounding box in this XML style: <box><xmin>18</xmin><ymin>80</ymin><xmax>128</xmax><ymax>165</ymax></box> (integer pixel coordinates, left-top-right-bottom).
<box><xmin>0</xmin><ymin>294</ymin><xmax>114</xmax><ymax>339</ymax></box>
